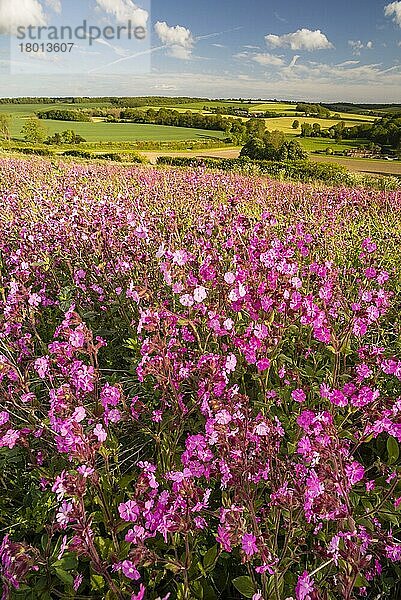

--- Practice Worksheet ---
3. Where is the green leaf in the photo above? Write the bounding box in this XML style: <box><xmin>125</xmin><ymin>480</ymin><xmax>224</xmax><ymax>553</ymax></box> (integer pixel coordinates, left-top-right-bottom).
<box><xmin>91</xmin><ymin>574</ymin><xmax>105</xmax><ymax>591</ymax></box>
<box><xmin>232</xmin><ymin>575</ymin><xmax>256</xmax><ymax>598</ymax></box>
<box><xmin>387</xmin><ymin>436</ymin><xmax>399</xmax><ymax>464</ymax></box>
<box><xmin>354</xmin><ymin>573</ymin><xmax>368</xmax><ymax>588</ymax></box>
<box><xmin>203</xmin><ymin>544</ymin><xmax>218</xmax><ymax>572</ymax></box>
<box><xmin>54</xmin><ymin>568</ymin><xmax>74</xmax><ymax>586</ymax></box>
<box><xmin>191</xmin><ymin>580</ymin><xmax>204</xmax><ymax>599</ymax></box>
<box><xmin>52</xmin><ymin>554</ymin><xmax>78</xmax><ymax>571</ymax></box>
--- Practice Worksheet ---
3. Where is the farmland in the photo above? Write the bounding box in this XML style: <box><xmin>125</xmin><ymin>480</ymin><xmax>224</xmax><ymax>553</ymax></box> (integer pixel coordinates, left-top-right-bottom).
<box><xmin>1</xmin><ymin>156</ymin><xmax>401</xmax><ymax>599</ymax></box>
<box><xmin>0</xmin><ymin>104</ymin><xmax>227</xmax><ymax>142</ymax></box>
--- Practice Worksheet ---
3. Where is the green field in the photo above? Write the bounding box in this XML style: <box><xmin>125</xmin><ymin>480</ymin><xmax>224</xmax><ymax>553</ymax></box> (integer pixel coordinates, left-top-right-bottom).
<box><xmin>0</xmin><ymin>104</ymin><xmax>227</xmax><ymax>142</ymax></box>
<box><xmin>20</xmin><ymin>120</ymin><xmax>227</xmax><ymax>142</ymax></box>
<box><xmin>295</xmin><ymin>136</ymin><xmax>366</xmax><ymax>153</ymax></box>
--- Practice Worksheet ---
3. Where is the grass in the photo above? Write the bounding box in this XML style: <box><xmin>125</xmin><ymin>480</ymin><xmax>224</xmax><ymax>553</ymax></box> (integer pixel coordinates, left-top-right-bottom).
<box><xmin>17</xmin><ymin>120</ymin><xmax>227</xmax><ymax>142</ymax></box>
<box><xmin>295</xmin><ymin>137</ymin><xmax>367</xmax><ymax>153</ymax></box>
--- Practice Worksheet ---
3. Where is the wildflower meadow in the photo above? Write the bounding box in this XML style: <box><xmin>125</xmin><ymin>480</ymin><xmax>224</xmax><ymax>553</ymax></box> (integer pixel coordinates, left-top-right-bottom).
<box><xmin>1</xmin><ymin>157</ymin><xmax>401</xmax><ymax>600</ymax></box>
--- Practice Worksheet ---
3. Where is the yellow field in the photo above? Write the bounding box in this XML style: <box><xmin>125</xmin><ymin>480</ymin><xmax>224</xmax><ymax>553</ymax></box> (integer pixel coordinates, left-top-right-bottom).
<box><xmin>263</xmin><ymin>116</ymin><xmax>363</xmax><ymax>134</ymax></box>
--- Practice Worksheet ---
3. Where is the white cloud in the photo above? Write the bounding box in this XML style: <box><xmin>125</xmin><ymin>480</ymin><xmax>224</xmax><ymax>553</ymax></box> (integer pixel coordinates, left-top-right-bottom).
<box><xmin>0</xmin><ymin>0</ymin><xmax>47</xmax><ymax>34</ymax></box>
<box><xmin>95</xmin><ymin>0</ymin><xmax>148</xmax><ymax>28</ymax></box>
<box><xmin>280</xmin><ymin>60</ymin><xmax>401</xmax><ymax>86</ymax></box>
<box><xmin>234</xmin><ymin>50</ymin><xmax>284</xmax><ymax>67</ymax></box>
<box><xmin>336</xmin><ymin>60</ymin><xmax>360</xmax><ymax>67</ymax></box>
<box><xmin>348</xmin><ymin>40</ymin><xmax>374</xmax><ymax>55</ymax></box>
<box><xmin>384</xmin><ymin>1</ymin><xmax>401</xmax><ymax>27</ymax></box>
<box><xmin>252</xmin><ymin>52</ymin><xmax>284</xmax><ymax>66</ymax></box>
<box><xmin>289</xmin><ymin>54</ymin><xmax>300</xmax><ymax>67</ymax></box>
<box><xmin>45</xmin><ymin>0</ymin><xmax>61</xmax><ymax>13</ymax></box>
<box><xmin>265</xmin><ymin>28</ymin><xmax>333</xmax><ymax>51</ymax></box>
<box><xmin>154</xmin><ymin>21</ymin><xmax>194</xmax><ymax>59</ymax></box>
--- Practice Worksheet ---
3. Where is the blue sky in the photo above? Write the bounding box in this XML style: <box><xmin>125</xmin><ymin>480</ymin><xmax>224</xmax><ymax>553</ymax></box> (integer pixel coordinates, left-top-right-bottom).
<box><xmin>0</xmin><ymin>0</ymin><xmax>401</xmax><ymax>101</ymax></box>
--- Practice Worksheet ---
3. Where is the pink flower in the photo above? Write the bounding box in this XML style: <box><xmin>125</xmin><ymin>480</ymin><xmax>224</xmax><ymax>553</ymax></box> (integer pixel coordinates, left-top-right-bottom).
<box><xmin>131</xmin><ymin>584</ymin><xmax>146</xmax><ymax>600</ymax></box>
<box><xmin>345</xmin><ymin>461</ymin><xmax>365</xmax><ymax>486</ymax></box>
<box><xmin>0</xmin><ymin>430</ymin><xmax>20</xmax><ymax>449</ymax></box>
<box><xmin>180</xmin><ymin>294</ymin><xmax>194</xmax><ymax>307</ymax></box>
<box><xmin>296</xmin><ymin>571</ymin><xmax>314</xmax><ymax>600</ymax></box>
<box><xmin>73</xmin><ymin>574</ymin><xmax>83</xmax><ymax>592</ymax></box>
<box><xmin>225</xmin><ymin>353</ymin><xmax>237</xmax><ymax>373</ymax></box>
<box><xmin>121</xmin><ymin>560</ymin><xmax>140</xmax><ymax>580</ymax></box>
<box><xmin>93</xmin><ymin>424</ymin><xmax>107</xmax><ymax>443</ymax></box>
<box><xmin>328</xmin><ymin>389</ymin><xmax>348</xmax><ymax>407</ymax></box>
<box><xmin>69</xmin><ymin>329</ymin><xmax>85</xmax><ymax>348</ymax></box>
<box><xmin>72</xmin><ymin>406</ymin><xmax>86</xmax><ymax>423</ymax></box>
<box><xmin>224</xmin><ymin>272</ymin><xmax>236</xmax><ymax>284</ymax></box>
<box><xmin>362</xmin><ymin>238</ymin><xmax>377</xmax><ymax>253</ymax></box>
<box><xmin>256</xmin><ymin>358</ymin><xmax>270</xmax><ymax>371</ymax></box>
<box><xmin>119</xmin><ymin>500</ymin><xmax>139</xmax><ymax>522</ymax></box>
<box><xmin>56</xmin><ymin>501</ymin><xmax>73</xmax><ymax>527</ymax></box>
<box><xmin>100</xmin><ymin>383</ymin><xmax>121</xmax><ymax>407</ymax></box>
<box><xmin>28</xmin><ymin>292</ymin><xmax>41</xmax><ymax>307</ymax></box>
<box><xmin>242</xmin><ymin>533</ymin><xmax>258</xmax><ymax>557</ymax></box>
<box><xmin>254</xmin><ymin>422</ymin><xmax>269</xmax><ymax>436</ymax></box>
<box><xmin>215</xmin><ymin>410</ymin><xmax>232</xmax><ymax>425</ymax></box>
<box><xmin>216</xmin><ymin>525</ymin><xmax>232</xmax><ymax>552</ymax></box>
<box><xmin>34</xmin><ymin>356</ymin><xmax>49</xmax><ymax>379</ymax></box>
<box><xmin>0</xmin><ymin>412</ymin><xmax>9</xmax><ymax>426</ymax></box>
<box><xmin>292</xmin><ymin>389</ymin><xmax>306</xmax><ymax>403</ymax></box>
<box><xmin>194</xmin><ymin>286</ymin><xmax>207</xmax><ymax>303</ymax></box>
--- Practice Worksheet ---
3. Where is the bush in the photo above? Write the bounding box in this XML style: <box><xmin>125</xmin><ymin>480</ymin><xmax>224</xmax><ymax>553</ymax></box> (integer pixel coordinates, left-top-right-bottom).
<box><xmin>16</xmin><ymin>147</ymin><xmax>55</xmax><ymax>156</ymax></box>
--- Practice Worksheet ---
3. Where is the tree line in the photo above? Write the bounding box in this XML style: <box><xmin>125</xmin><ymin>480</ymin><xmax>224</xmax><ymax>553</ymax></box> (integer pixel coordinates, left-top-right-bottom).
<box><xmin>37</xmin><ymin>109</ymin><xmax>92</xmax><ymax>122</ymax></box>
<box><xmin>298</xmin><ymin>114</ymin><xmax>401</xmax><ymax>151</ymax></box>
<box><xmin>296</xmin><ymin>103</ymin><xmax>331</xmax><ymax>117</ymax></box>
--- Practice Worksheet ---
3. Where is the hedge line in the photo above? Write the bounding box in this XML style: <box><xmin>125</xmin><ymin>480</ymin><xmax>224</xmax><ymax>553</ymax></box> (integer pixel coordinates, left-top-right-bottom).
<box><xmin>155</xmin><ymin>156</ymin><xmax>401</xmax><ymax>190</ymax></box>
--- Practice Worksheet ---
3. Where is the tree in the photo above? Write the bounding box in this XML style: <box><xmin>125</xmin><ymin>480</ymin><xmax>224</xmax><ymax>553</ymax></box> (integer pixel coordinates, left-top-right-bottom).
<box><xmin>0</xmin><ymin>114</ymin><xmax>11</xmax><ymax>141</ymax></box>
<box><xmin>286</xmin><ymin>140</ymin><xmax>308</xmax><ymax>160</ymax></box>
<box><xmin>240</xmin><ymin>137</ymin><xmax>266</xmax><ymax>160</ymax></box>
<box><xmin>312</xmin><ymin>123</ymin><xmax>321</xmax><ymax>135</ymax></box>
<box><xmin>240</xmin><ymin>135</ymin><xmax>308</xmax><ymax>162</ymax></box>
<box><xmin>21</xmin><ymin>118</ymin><xmax>47</xmax><ymax>144</ymax></box>
<box><xmin>300</xmin><ymin>123</ymin><xmax>313</xmax><ymax>138</ymax></box>
<box><xmin>292</xmin><ymin>119</ymin><xmax>300</xmax><ymax>130</ymax></box>
<box><xmin>246</xmin><ymin>118</ymin><xmax>266</xmax><ymax>140</ymax></box>
<box><xmin>264</xmin><ymin>129</ymin><xmax>285</xmax><ymax>149</ymax></box>
<box><xmin>46</xmin><ymin>130</ymin><xmax>86</xmax><ymax>145</ymax></box>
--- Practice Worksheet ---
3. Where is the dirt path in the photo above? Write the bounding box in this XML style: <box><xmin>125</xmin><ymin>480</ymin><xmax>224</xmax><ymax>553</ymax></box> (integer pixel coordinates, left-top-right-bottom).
<box><xmin>142</xmin><ymin>149</ymin><xmax>401</xmax><ymax>176</ymax></box>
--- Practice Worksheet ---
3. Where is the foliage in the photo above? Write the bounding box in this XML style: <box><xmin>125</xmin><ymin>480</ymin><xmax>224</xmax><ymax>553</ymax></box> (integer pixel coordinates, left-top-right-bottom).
<box><xmin>37</xmin><ymin>109</ymin><xmax>92</xmax><ymax>122</ymax></box>
<box><xmin>21</xmin><ymin>118</ymin><xmax>47</xmax><ymax>144</ymax></box>
<box><xmin>0</xmin><ymin>114</ymin><xmax>11</xmax><ymax>141</ymax></box>
<box><xmin>46</xmin><ymin>130</ymin><xmax>87</xmax><ymax>145</ymax></box>
<box><xmin>240</xmin><ymin>133</ymin><xmax>308</xmax><ymax>161</ymax></box>
<box><xmin>296</xmin><ymin>103</ymin><xmax>331</xmax><ymax>118</ymax></box>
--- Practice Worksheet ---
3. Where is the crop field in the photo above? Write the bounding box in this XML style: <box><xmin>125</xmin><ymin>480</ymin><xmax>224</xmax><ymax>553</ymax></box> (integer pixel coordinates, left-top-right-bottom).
<box><xmin>263</xmin><ymin>117</ymin><xmax>366</xmax><ymax>134</ymax></box>
<box><xmin>13</xmin><ymin>120</ymin><xmax>226</xmax><ymax>143</ymax></box>
<box><xmin>1</xmin><ymin>156</ymin><xmax>401</xmax><ymax>600</ymax></box>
